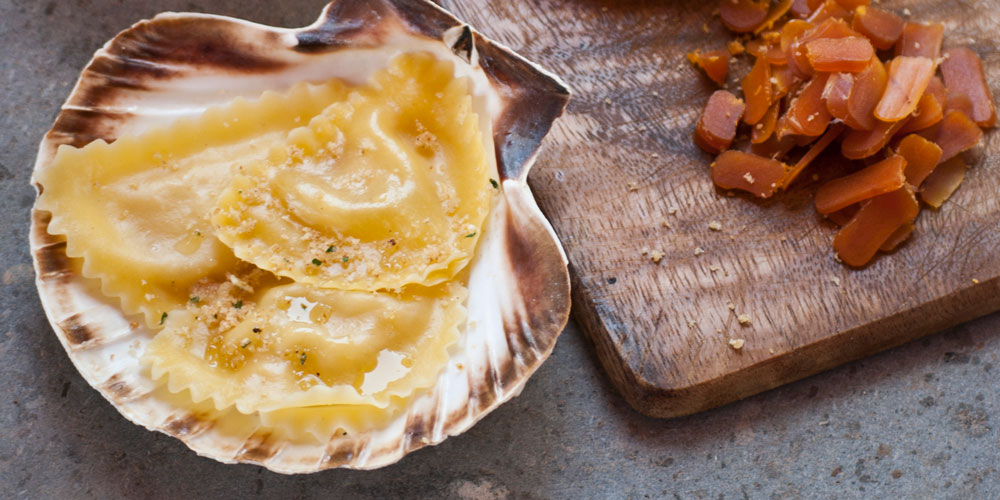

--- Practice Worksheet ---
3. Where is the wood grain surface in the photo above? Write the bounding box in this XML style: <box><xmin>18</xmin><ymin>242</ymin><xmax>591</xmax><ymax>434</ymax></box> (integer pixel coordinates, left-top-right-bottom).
<box><xmin>444</xmin><ymin>0</ymin><xmax>1000</xmax><ymax>417</ymax></box>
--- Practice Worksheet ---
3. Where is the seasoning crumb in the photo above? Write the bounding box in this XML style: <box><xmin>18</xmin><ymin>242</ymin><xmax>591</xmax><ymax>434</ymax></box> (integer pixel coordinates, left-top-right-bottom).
<box><xmin>902</xmin><ymin>7</ymin><xmax>911</xmax><ymax>16</ymax></box>
<box><xmin>737</xmin><ymin>313</ymin><xmax>751</xmax><ymax>325</ymax></box>
<box><xmin>662</xmin><ymin>221</ymin><xmax>672</xmax><ymax>229</ymax></box>
<box><xmin>708</xmin><ymin>221</ymin><xmax>722</xmax><ymax>231</ymax></box>
<box><xmin>694</xmin><ymin>247</ymin><xmax>705</xmax><ymax>256</ymax></box>
<box><xmin>729</xmin><ymin>338</ymin><xmax>745</xmax><ymax>350</ymax></box>
<box><xmin>605</xmin><ymin>98</ymin><xmax>612</xmax><ymax>105</ymax></box>
<box><xmin>641</xmin><ymin>247</ymin><xmax>650</xmax><ymax>255</ymax></box>
<box><xmin>716</xmin><ymin>328</ymin><xmax>723</xmax><ymax>334</ymax></box>
<box><xmin>650</xmin><ymin>250</ymin><xmax>665</xmax><ymax>263</ymax></box>
<box><xmin>627</xmin><ymin>182</ymin><xmax>639</xmax><ymax>192</ymax></box>
<box><xmin>743</xmin><ymin>172</ymin><xmax>756</xmax><ymax>184</ymax></box>
<box><xmin>831</xmin><ymin>276</ymin><xmax>842</xmax><ymax>286</ymax></box>
<box><xmin>668</xmin><ymin>206</ymin><xmax>678</xmax><ymax>215</ymax></box>
<box><xmin>727</xmin><ymin>301</ymin><xmax>736</xmax><ymax>310</ymax></box>
<box><xmin>710</xmin><ymin>265</ymin><xmax>719</xmax><ymax>272</ymax></box>
<box><xmin>687</xmin><ymin>320</ymin><xmax>697</xmax><ymax>328</ymax></box>
<box><xmin>972</xmin><ymin>278</ymin><xmax>980</xmax><ymax>284</ymax></box>
<box><xmin>651</xmin><ymin>152</ymin><xmax>659</xmax><ymax>158</ymax></box>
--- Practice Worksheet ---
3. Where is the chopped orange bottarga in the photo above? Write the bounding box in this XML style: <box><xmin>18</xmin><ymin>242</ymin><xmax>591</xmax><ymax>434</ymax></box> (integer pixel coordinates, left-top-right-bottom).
<box><xmin>898</xmin><ymin>134</ymin><xmax>944</xmax><ymax>187</ymax></box>
<box><xmin>788</xmin><ymin>18</ymin><xmax>858</xmax><ymax>76</ymax></box>
<box><xmin>752</xmin><ymin>134</ymin><xmax>798</xmax><ymax>159</ymax></box>
<box><xmin>875</xmin><ymin>56</ymin><xmax>934</xmax><ymax>122</ymax></box>
<box><xmin>834</xmin><ymin>186</ymin><xmax>919</xmax><ymax>267</ymax></box>
<box><xmin>712</xmin><ymin>151</ymin><xmax>788</xmax><ymax>198</ymax></box>
<box><xmin>823</xmin><ymin>72</ymin><xmax>853</xmax><ymax>121</ymax></box>
<box><xmin>921</xmin><ymin>157</ymin><xmax>967</xmax><ymax>208</ymax></box>
<box><xmin>844</xmin><ymin>57</ymin><xmax>888</xmax><ymax>130</ymax></box>
<box><xmin>896</xmin><ymin>93</ymin><xmax>943</xmax><ymax>136</ymax></box>
<box><xmin>754</xmin><ymin>0</ymin><xmax>795</xmax><ymax>34</ymax></box>
<box><xmin>934</xmin><ymin>110</ymin><xmax>983</xmax><ymax>163</ymax></box>
<box><xmin>925</xmin><ymin>76</ymin><xmax>947</xmax><ymax>106</ymax></box>
<box><xmin>940</xmin><ymin>47</ymin><xmax>997</xmax><ymax>128</ymax></box>
<box><xmin>945</xmin><ymin>92</ymin><xmax>975</xmax><ymax>118</ymax></box>
<box><xmin>772</xmin><ymin>66</ymin><xmax>803</xmax><ymax>99</ymax></box>
<box><xmin>851</xmin><ymin>6</ymin><xmax>903</xmax><ymax>50</ymax></box>
<box><xmin>719</xmin><ymin>0</ymin><xmax>771</xmax><ymax>33</ymax></box>
<box><xmin>780</xmin><ymin>20</ymin><xmax>814</xmax><ymax>55</ymax></box>
<box><xmin>841</xmin><ymin>118</ymin><xmax>907</xmax><ymax>159</ymax></box>
<box><xmin>815</xmin><ymin>154</ymin><xmax>906</xmax><ymax>214</ymax></box>
<box><xmin>897</xmin><ymin>22</ymin><xmax>944</xmax><ymax>59</ymax></box>
<box><xmin>696</xmin><ymin>90</ymin><xmax>746</xmax><ymax>154</ymax></box>
<box><xmin>688</xmin><ymin>49</ymin><xmax>730</xmax><ymax>86</ymax></box>
<box><xmin>880</xmin><ymin>222</ymin><xmax>915</xmax><ymax>252</ymax></box>
<box><xmin>806</xmin><ymin>37</ymin><xmax>874</xmax><ymax>72</ymax></box>
<box><xmin>783</xmin><ymin>125</ymin><xmax>844</xmax><ymax>186</ymax></box>
<box><xmin>787</xmin><ymin>73</ymin><xmax>832</xmax><ymax>136</ymax></box>
<box><xmin>742</xmin><ymin>56</ymin><xmax>773</xmax><ymax>125</ymax></box>
<box><xmin>765</xmin><ymin>44</ymin><xmax>788</xmax><ymax>66</ymax></box>
<box><xmin>752</xmin><ymin>101</ymin><xmax>781</xmax><ymax>144</ymax></box>
<box><xmin>806</xmin><ymin>0</ymin><xmax>851</xmax><ymax>23</ymax></box>
<box><xmin>791</xmin><ymin>0</ymin><xmax>824</xmax><ymax>18</ymax></box>
<box><xmin>827</xmin><ymin>205</ymin><xmax>860</xmax><ymax>226</ymax></box>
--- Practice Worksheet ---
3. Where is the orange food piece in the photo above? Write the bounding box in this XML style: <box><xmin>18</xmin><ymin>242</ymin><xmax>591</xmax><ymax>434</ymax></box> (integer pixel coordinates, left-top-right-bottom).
<box><xmin>897</xmin><ymin>22</ymin><xmax>943</xmax><ymax>60</ymax></box>
<box><xmin>851</xmin><ymin>6</ymin><xmax>903</xmax><ymax>50</ymax></box>
<box><xmin>933</xmin><ymin>110</ymin><xmax>983</xmax><ymax>163</ymax></box>
<box><xmin>805</xmin><ymin>37</ymin><xmax>874</xmax><ymax>72</ymax></box>
<box><xmin>880</xmin><ymin>222</ymin><xmax>915</xmax><ymax>252</ymax></box>
<box><xmin>944</xmin><ymin>92</ymin><xmax>974</xmax><ymax>118</ymax></box>
<box><xmin>719</xmin><ymin>0</ymin><xmax>771</xmax><ymax>33</ymax></box>
<box><xmin>780</xmin><ymin>20</ymin><xmax>814</xmax><ymax>54</ymax></box>
<box><xmin>791</xmin><ymin>0</ymin><xmax>824</xmax><ymax>18</ymax></box>
<box><xmin>823</xmin><ymin>72</ymin><xmax>853</xmax><ymax>120</ymax></box>
<box><xmin>827</xmin><ymin>205</ymin><xmax>860</xmax><ymax>226</ymax></box>
<box><xmin>783</xmin><ymin>125</ymin><xmax>844</xmax><ymax>186</ymax></box>
<box><xmin>921</xmin><ymin>157</ymin><xmax>967</xmax><ymax>208</ymax></box>
<box><xmin>841</xmin><ymin>117</ymin><xmax>907</xmax><ymax>159</ymax></box>
<box><xmin>755</xmin><ymin>0</ymin><xmax>796</xmax><ymax>34</ymax></box>
<box><xmin>695</xmin><ymin>90</ymin><xmax>746</xmax><ymax>154</ymax></box>
<box><xmin>843</xmin><ymin>56</ymin><xmax>888</xmax><ymax>131</ymax></box>
<box><xmin>898</xmin><ymin>134</ymin><xmax>944</xmax><ymax>187</ymax></box>
<box><xmin>806</xmin><ymin>0</ymin><xmax>851</xmax><ymax>24</ymax></box>
<box><xmin>833</xmin><ymin>186</ymin><xmax>919</xmax><ymax>266</ymax></box>
<box><xmin>772</xmin><ymin>66</ymin><xmax>803</xmax><ymax>100</ymax></box>
<box><xmin>788</xmin><ymin>18</ymin><xmax>858</xmax><ymax>76</ymax></box>
<box><xmin>940</xmin><ymin>47</ymin><xmax>997</xmax><ymax>128</ymax></box>
<box><xmin>896</xmin><ymin>93</ymin><xmax>943</xmax><ymax>136</ymax></box>
<box><xmin>712</xmin><ymin>150</ymin><xmax>788</xmax><ymax>198</ymax></box>
<box><xmin>925</xmin><ymin>76</ymin><xmax>947</xmax><ymax>106</ymax></box>
<box><xmin>815</xmin><ymin>154</ymin><xmax>906</xmax><ymax>214</ymax></box>
<box><xmin>688</xmin><ymin>49</ymin><xmax>730</xmax><ymax>86</ymax></box>
<box><xmin>742</xmin><ymin>56</ymin><xmax>773</xmax><ymax>125</ymax></box>
<box><xmin>752</xmin><ymin>101</ymin><xmax>782</xmax><ymax>144</ymax></box>
<box><xmin>765</xmin><ymin>44</ymin><xmax>788</xmax><ymax>66</ymax></box>
<box><xmin>875</xmin><ymin>56</ymin><xmax>934</xmax><ymax>122</ymax></box>
<box><xmin>786</xmin><ymin>73</ymin><xmax>832</xmax><ymax>136</ymax></box>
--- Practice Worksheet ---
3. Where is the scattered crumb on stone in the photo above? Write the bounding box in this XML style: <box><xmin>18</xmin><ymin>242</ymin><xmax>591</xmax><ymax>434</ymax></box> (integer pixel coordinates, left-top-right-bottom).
<box><xmin>729</xmin><ymin>338</ymin><xmax>745</xmax><ymax>350</ymax></box>
<box><xmin>694</xmin><ymin>247</ymin><xmax>705</xmax><ymax>256</ymax></box>
<box><xmin>708</xmin><ymin>221</ymin><xmax>722</xmax><ymax>231</ymax></box>
<box><xmin>650</xmin><ymin>250</ymin><xmax>665</xmax><ymax>263</ymax></box>
<box><xmin>891</xmin><ymin>470</ymin><xmax>904</xmax><ymax>479</ymax></box>
<box><xmin>737</xmin><ymin>314</ymin><xmax>751</xmax><ymax>325</ymax></box>
<box><xmin>830</xmin><ymin>466</ymin><xmax>841</xmax><ymax>477</ymax></box>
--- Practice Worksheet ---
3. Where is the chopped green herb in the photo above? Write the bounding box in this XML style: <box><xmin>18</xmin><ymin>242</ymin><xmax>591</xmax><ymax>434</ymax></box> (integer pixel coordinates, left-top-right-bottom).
<box><xmin>241</xmin><ymin>340</ymin><xmax>251</xmax><ymax>348</ymax></box>
<box><xmin>159</xmin><ymin>312</ymin><xmax>168</xmax><ymax>325</ymax></box>
<box><xmin>299</xmin><ymin>353</ymin><xmax>307</xmax><ymax>365</ymax></box>
<box><xmin>342</xmin><ymin>256</ymin><xmax>350</xmax><ymax>263</ymax></box>
<box><xmin>311</xmin><ymin>258</ymin><xmax>323</xmax><ymax>266</ymax></box>
<box><xmin>489</xmin><ymin>178</ymin><xmax>499</xmax><ymax>189</ymax></box>
<box><xmin>465</xmin><ymin>232</ymin><xmax>476</xmax><ymax>238</ymax></box>
<box><xmin>189</xmin><ymin>296</ymin><xmax>199</xmax><ymax>304</ymax></box>
<box><xmin>233</xmin><ymin>300</ymin><xmax>243</xmax><ymax>309</ymax></box>
<box><xmin>326</xmin><ymin>245</ymin><xmax>336</xmax><ymax>253</ymax></box>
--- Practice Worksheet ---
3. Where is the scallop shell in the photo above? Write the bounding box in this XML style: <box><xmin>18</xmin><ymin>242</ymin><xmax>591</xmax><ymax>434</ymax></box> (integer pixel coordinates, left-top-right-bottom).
<box><xmin>29</xmin><ymin>0</ymin><xmax>570</xmax><ymax>473</ymax></box>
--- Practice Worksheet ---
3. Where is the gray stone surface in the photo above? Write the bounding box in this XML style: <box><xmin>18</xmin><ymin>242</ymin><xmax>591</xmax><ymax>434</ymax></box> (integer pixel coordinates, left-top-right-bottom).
<box><xmin>1</xmin><ymin>0</ymin><xmax>997</xmax><ymax>498</ymax></box>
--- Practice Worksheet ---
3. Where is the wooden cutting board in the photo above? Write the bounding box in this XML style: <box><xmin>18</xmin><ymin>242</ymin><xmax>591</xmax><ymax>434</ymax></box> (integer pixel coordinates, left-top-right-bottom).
<box><xmin>445</xmin><ymin>0</ymin><xmax>1000</xmax><ymax>417</ymax></box>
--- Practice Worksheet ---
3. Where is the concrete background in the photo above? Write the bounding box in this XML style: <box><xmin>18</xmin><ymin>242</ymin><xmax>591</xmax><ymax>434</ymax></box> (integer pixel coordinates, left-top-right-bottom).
<box><xmin>1</xmin><ymin>0</ymin><xmax>997</xmax><ymax>498</ymax></box>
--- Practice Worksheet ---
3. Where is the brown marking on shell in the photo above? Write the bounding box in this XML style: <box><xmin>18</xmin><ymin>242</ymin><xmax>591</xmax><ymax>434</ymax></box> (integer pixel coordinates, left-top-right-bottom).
<box><xmin>101</xmin><ymin>374</ymin><xmax>136</xmax><ymax>402</ymax></box>
<box><xmin>33</xmin><ymin>239</ymin><xmax>71</xmax><ymax>279</ymax></box>
<box><xmin>235</xmin><ymin>430</ymin><xmax>283</xmax><ymax>462</ymax></box>
<box><xmin>47</xmin><ymin>109</ymin><xmax>131</xmax><ymax>148</ymax></box>
<box><xmin>322</xmin><ymin>436</ymin><xmax>360</xmax><ymax>466</ymax></box>
<box><xmin>162</xmin><ymin>412</ymin><xmax>214</xmax><ymax>437</ymax></box>
<box><xmin>58</xmin><ymin>313</ymin><xmax>93</xmax><ymax>346</ymax></box>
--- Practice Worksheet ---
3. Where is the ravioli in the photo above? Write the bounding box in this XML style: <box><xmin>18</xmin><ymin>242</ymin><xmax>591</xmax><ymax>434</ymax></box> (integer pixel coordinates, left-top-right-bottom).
<box><xmin>212</xmin><ymin>52</ymin><xmax>495</xmax><ymax>291</ymax></box>
<box><xmin>143</xmin><ymin>281</ymin><xmax>466</xmax><ymax>415</ymax></box>
<box><xmin>35</xmin><ymin>81</ymin><xmax>349</xmax><ymax>326</ymax></box>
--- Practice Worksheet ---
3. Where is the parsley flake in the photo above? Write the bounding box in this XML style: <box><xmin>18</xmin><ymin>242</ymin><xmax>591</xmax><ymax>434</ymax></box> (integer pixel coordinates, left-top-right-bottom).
<box><xmin>159</xmin><ymin>312</ymin><xmax>168</xmax><ymax>325</ymax></box>
<box><xmin>311</xmin><ymin>258</ymin><xmax>323</xmax><ymax>266</ymax></box>
<box><xmin>233</xmin><ymin>300</ymin><xmax>243</xmax><ymax>309</ymax></box>
<box><xmin>326</xmin><ymin>245</ymin><xmax>336</xmax><ymax>253</ymax></box>
<box><xmin>299</xmin><ymin>353</ymin><xmax>307</xmax><ymax>365</ymax></box>
<box><xmin>342</xmin><ymin>256</ymin><xmax>350</xmax><ymax>263</ymax></box>
<box><xmin>189</xmin><ymin>296</ymin><xmax>199</xmax><ymax>304</ymax></box>
<box><xmin>489</xmin><ymin>178</ymin><xmax>499</xmax><ymax>189</ymax></box>
<box><xmin>465</xmin><ymin>232</ymin><xmax>476</xmax><ymax>238</ymax></box>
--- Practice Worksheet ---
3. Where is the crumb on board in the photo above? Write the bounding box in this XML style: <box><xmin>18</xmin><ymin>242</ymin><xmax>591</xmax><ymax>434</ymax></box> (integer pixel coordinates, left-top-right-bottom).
<box><xmin>605</xmin><ymin>98</ymin><xmax>612</xmax><ymax>105</ymax></box>
<box><xmin>729</xmin><ymin>338</ymin><xmax>745</xmax><ymax>350</ymax></box>
<box><xmin>694</xmin><ymin>247</ymin><xmax>705</xmax><ymax>256</ymax></box>
<box><xmin>972</xmin><ymin>278</ymin><xmax>980</xmax><ymax>284</ymax></box>
<box><xmin>716</xmin><ymin>328</ymin><xmax>724</xmax><ymax>334</ymax></box>
<box><xmin>650</xmin><ymin>250</ymin><xmax>665</xmax><ymax>263</ymax></box>
<box><xmin>662</xmin><ymin>220</ymin><xmax>672</xmax><ymax>229</ymax></box>
<box><xmin>651</xmin><ymin>152</ymin><xmax>659</xmax><ymax>158</ymax></box>
<box><xmin>688</xmin><ymin>320</ymin><xmax>698</xmax><ymax>329</ymax></box>
<box><xmin>641</xmin><ymin>247</ymin><xmax>650</xmax><ymax>255</ymax></box>
<box><xmin>668</xmin><ymin>206</ymin><xmax>678</xmax><ymax>215</ymax></box>
<box><xmin>627</xmin><ymin>182</ymin><xmax>639</xmax><ymax>192</ymax></box>
<box><xmin>737</xmin><ymin>313</ymin><xmax>751</xmax><ymax>325</ymax></box>
<box><xmin>727</xmin><ymin>301</ymin><xmax>736</xmax><ymax>311</ymax></box>
<box><xmin>831</xmin><ymin>276</ymin><xmax>842</xmax><ymax>287</ymax></box>
<box><xmin>708</xmin><ymin>221</ymin><xmax>722</xmax><ymax>231</ymax></box>
<box><xmin>710</xmin><ymin>265</ymin><xmax>719</xmax><ymax>272</ymax></box>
